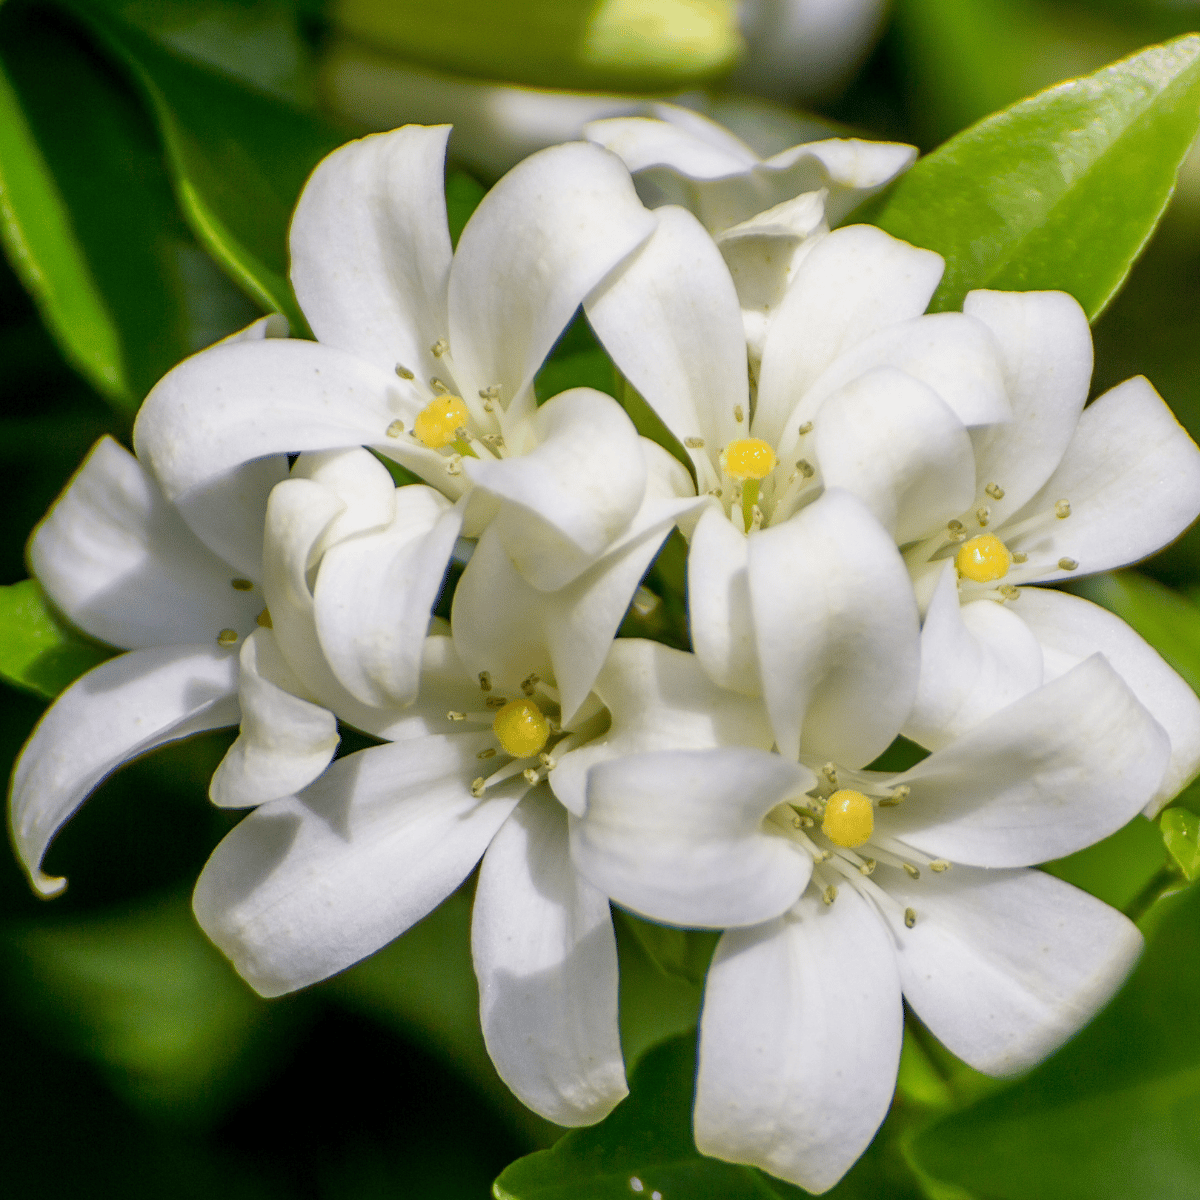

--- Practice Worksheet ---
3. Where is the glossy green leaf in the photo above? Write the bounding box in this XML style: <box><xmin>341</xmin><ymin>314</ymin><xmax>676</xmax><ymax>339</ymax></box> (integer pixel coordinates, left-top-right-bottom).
<box><xmin>0</xmin><ymin>579</ymin><xmax>113</xmax><ymax>700</ymax></box>
<box><xmin>866</xmin><ymin>34</ymin><xmax>1200</xmax><ymax>320</ymax></box>
<box><xmin>908</xmin><ymin>881</ymin><xmax>1200</xmax><ymax>1200</ymax></box>
<box><xmin>1161</xmin><ymin>808</ymin><xmax>1200</xmax><ymax>881</ymax></box>
<box><xmin>613</xmin><ymin>909</ymin><xmax>719</xmax><ymax>987</ymax></box>
<box><xmin>0</xmin><ymin>4</ymin><xmax>198</xmax><ymax>413</ymax></box>
<box><xmin>1071</xmin><ymin>571</ymin><xmax>1200</xmax><ymax>695</ymax></box>
<box><xmin>59</xmin><ymin>0</ymin><xmax>349</xmax><ymax>333</ymax></box>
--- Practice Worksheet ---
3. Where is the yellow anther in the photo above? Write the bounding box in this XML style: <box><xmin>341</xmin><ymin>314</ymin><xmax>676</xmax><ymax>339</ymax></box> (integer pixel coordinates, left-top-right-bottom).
<box><xmin>395</xmin><ymin>363</ymin><xmax>414</xmax><ymax>380</ymax></box>
<box><xmin>684</xmin><ymin>437</ymin><xmax>705</xmax><ymax>448</ymax></box>
<box><xmin>976</xmin><ymin>505</ymin><xmax>991</xmax><ymax>527</ymax></box>
<box><xmin>485</xmin><ymin>695</ymin><xmax>507</xmax><ymax>710</ymax></box>
<box><xmin>905</xmin><ymin>907</ymin><xmax>917</xmax><ymax>928</ymax></box>
<box><xmin>523</xmin><ymin>767</ymin><xmax>540</xmax><ymax>785</ymax></box>
<box><xmin>723</xmin><ymin>438</ymin><xmax>776</xmax><ymax>480</ymax></box>
<box><xmin>386</xmin><ymin>419</ymin><xmax>405</xmax><ymax>438</ymax></box>
<box><xmin>493</xmin><ymin>698</ymin><xmax>550</xmax><ymax>758</ymax></box>
<box><xmin>796</xmin><ymin>459</ymin><xmax>815</xmax><ymax>479</ymax></box>
<box><xmin>471</xmin><ymin>777</ymin><xmax>486</xmax><ymax>798</ymax></box>
<box><xmin>930</xmin><ymin>859</ymin><xmax>950</xmax><ymax>872</ymax></box>
<box><xmin>999</xmin><ymin>584</ymin><xmax>1020</xmax><ymax>600</ymax></box>
<box><xmin>477</xmin><ymin>748</ymin><xmax>496</xmax><ymax>760</ymax></box>
<box><xmin>1055</xmin><ymin>499</ymin><xmax>1071</xmax><ymax>519</ymax></box>
<box><xmin>431</xmin><ymin>338</ymin><xmax>449</xmax><ymax>357</ymax></box>
<box><xmin>447</xmin><ymin>711</ymin><xmax>467</xmax><ymax>721</ymax></box>
<box><xmin>1058</xmin><ymin>557</ymin><xmax>1079</xmax><ymax>571</ymax></box>
<box><xmin>985</xmin><ymin>482</ymin><xmax>1005</xmax><ymax>500</ymax></box>
<box><xmin>256</xmin><ymin>608</ymin><xmax>272</xmax><ymax>629</ymax></box>
<box><xmin>956</xmin><ymin>533</ymin><xmax>1012</xmax><ymax>583</ymax></box>
<box><xmin>822</xmin><ymin>884</ymin><xmax>838</xmax><ymax>905</ymax></box>
<box><xmin>797</xmin><ymin>421</ymin><xmax>813</xmax><ymax>435</ymax></box>
<box><xmin>733</xmin><ymin>404</ymin><xmax>745</xmax><ymax>423</ymax></box>
<box><xmin>1012</xmin><ymin>551</ymin><xmax>1028</xmax><ymax>563</ymax></box>
<box><xmin>821</xmin><ymin>789</ymin><xmax>874</xmax><ymax>848</ymax></box>
<box><xmin>860</xmin><ymin>858</ymin><xmax>876</xmax><ymax>876</ymax></box>
<box><xmin>413</xmin><ymin>395</ymin><xmax>470</xmax><ymax>448</ymax></box>
<box><xmin>231</xmin><ymin>578</ymin><xmax>253</xmax><ymax>591</ymax></box>
<box><xmin>216</xmin><ymin>628</ymin><xmax>238</xmax><ymax>648</ymax></box>
<box><xmin>903</xmin><ymin>862</ymin><xmax>921</xmax><ymax>879</ymax></box>
<box><xmin>479</xmin><ymin>671</ymin><xmax>492</xmax><ymax>692</ymax></box>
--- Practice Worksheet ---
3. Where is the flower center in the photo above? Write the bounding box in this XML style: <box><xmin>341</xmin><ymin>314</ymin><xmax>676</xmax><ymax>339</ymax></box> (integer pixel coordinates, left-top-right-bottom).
<box><xmin>414</xmin><ymin>395</ymin><xmax>470</xmax><ymax>449</ymax></box>
<box><xmin>492</xmin><ymin>698</ymin><xmax>550</xmax><ymax>758</ymax></box>
<box><xmin>821</xmin><ymin>789</ymin><xmax>875</xmax><ymax>848</ymax></box>
<box><xmin>722</xmin><ymin>437</ymin><xmax>776</xmax><ymax>480</ymax></box>
<box><xmin>955</xmin><ymin>533</ymin><xmax>1012</xmax><ymax>583</ymax></box>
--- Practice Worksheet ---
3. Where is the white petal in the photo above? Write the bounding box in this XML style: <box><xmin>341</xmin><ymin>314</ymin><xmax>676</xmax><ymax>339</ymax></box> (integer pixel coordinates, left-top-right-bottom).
<box><xmin>585</xmin><ymin>112</ymin><xmax>757</xmax><ymax>181</ymax></box>
<box><xmin>885</xmin><ymin>654</ymin><xmax>1171</xmax><ymax>866</ymax></box>
<box><xmin>755</xmin><ymin>225</ymin><xmax>944</xmax><ymax>450</ymax></box>
<box><xmin>770</xmin><ymin>138</ymin><xmax>917</xmax><ymax>225</ymax></box>
<box><xmin>778</xmin><ymin>313</ymin><xmax>1009</xmax><ymax>461</ymax></box>
<box><xmin>209</xmin><ymin>629</ymin><xmax>339</xmax><ymax>809</ymax></box>
<box><xmin>11</xmin><ymin>646</ymin><xmax>239</xmax><ymax>897</ymax></box>
<box><xmin>905</xmin><ymin>563</ymin><xmax>1044</xmax><ymax>750</ymax></box>
<box><xmin>467</xmin><ymin>388</ymin><xmax>646</xmax><ymax>591</ymax></box>
<box><xmin>1002</xmin><ymin>376</ymin><xmax>1200</xmax><ymax>582</ymax></box>
<box><xmin>290</xmin><ymin>448</ymin><xmax>397</xmax><ymax>553</ymax></box>
<box><xmin>886</xmin><ymin>866</ymin><xmax>1141</xmax><ymax>1075</ymax></box>
<box><xmin>585</xmin><ymin>204</ymin><xmax>747</xmax><ymax>472</ymax></box>
<box><xmin>1016</xmin><ymin>586</ymin><xmax>1200</xmax><ymax>814</ymax></box>
<box><xmin>290</xmin><ymin>125</ymin><xmax>452</xmax><ymax>378</ymax></box>
<box><xmin>749</xmin><ymin>489</ymin><xmax>921</xmax><ymax>766</ymax></box>
<box><xmin>962</xmin><ymin>290</ymin><xmax>1093</xmax><ymax>523</ymax></box>
<box><xmin>472</xmin><ymin>790</ymin><xmax>627</xmax><ymax>1126</ymax></box>
<box><xmin>133</xmin><ymin>338</ymin><xmax>399</xmax><ymax>509</ymax></box>
<box><xmin>29</xmin><ymin>437</ymin><xmax>262</xmax><ymax>649</ymax></box>
<box><xmin>812</xmin><ymin>367</ymin><xmax>976</xmax><ymax>543</ymax></box>
<box><xmin>695</xmin><ymin>887</ymin><xmax>904</xmax><ymax>1194</ymax></box>
<box><xmin>572</xmin><ymin>747</ymin><xmax>814</xmax><ymax>928</ymax></box>
<box><xmin>687</xmin><ymin>506</ymin><xmax>759</xmax><ymax>696</ymax></box>
<box><xmin>447</xmin><ymin>141</ymin><xmax>655</xmax><ymax>407</ymax></box>
<box><xmin>314</xmin><ymin>486</ymin><xmax>463</xmax><ymax>708</ymax></box>
<box><xmin>193</xmin><ymin>734</ymin><xmax>526</xmax><ymax>997</ymax></box>
<box><xmin>550</xmin><ymin>637</ymin><xmax>773</xmax><ymax>818</ymax></box>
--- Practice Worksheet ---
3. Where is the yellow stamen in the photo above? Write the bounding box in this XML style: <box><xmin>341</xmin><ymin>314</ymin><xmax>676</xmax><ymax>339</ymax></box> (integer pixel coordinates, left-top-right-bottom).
<box><xmin>723</xmin><ymin>438</ymin><xmax>776</xmax><ymax>481</ymax></box>
<box><xmin>492</xmin><ymin>698</ymin><xmax>550</xmax><ymax>758</ymax></box>
<box><xmin>956</xmin><ymin>533</ymin><xmax>1012</xmax><ymax>583</ymax></box>
<box><xmin>822</xmin><ymin>789</ymin><xmax>874</xmax><ymax>848</ymax></box>
<box><xmin>413</xmin><ymin>395</ymin><xmax>470</xmax><ymax>449</ymax></box>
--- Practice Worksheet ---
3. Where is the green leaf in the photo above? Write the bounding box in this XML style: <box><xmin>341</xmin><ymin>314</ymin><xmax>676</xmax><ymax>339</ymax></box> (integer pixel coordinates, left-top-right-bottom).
<box><xmin>58</xmin><ymin>0</ymin><xmax>349</xmax><ymax>333</ymax></box>
<box><xmin>866</xmin><ymin>34</ymin><xmax>1200</xmax><ymax>320</ymax></box>
<box><xmin>1161</xmin><ymin>807</ymin><xmax>1200</xmax><ymax>881</ymax></box>
<box><xmin>0</xmin><ymin>3</ymin><xmax>199</xmax><ymax>413</ymax></box>
<box><xmin>612</xmin><ymin>908</ymin><xmax>719</xmax><ymax>987</ymax></box>
<box><xmin>1042</xmin><ymin>813</ymin><xmax>1169</xmax><ymax>911</ymax></box>
<box><xmin>447</xmin><ymin>167</ymin><xmax>486</xmax><ymax>248</ymax></box>
<box><xmin>0</xmin><ymin>579</ymin><xmax>113</xmax><ymax>699</ymax></box>
<box><xmin>908</xmin><ymin>881</ymin><xmax>1200</xmax><ymax>1199</ymax></box>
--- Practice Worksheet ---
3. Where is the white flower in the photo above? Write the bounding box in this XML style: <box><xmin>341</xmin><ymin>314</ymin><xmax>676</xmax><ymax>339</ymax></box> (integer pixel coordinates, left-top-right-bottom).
<box><xmin>133</xmin><ymin>124</ymin><xmax>695</xmax><ymax>718</ymax></box>
<box><xmin>193</xmin><ymin>635</ymin><xmax>743</xmax><ymax>1127</ymax></box>
<box><xmin>566</xmin><ymin>649</ymin><xmax>1169</xmax><ymax>1192</ymax></box>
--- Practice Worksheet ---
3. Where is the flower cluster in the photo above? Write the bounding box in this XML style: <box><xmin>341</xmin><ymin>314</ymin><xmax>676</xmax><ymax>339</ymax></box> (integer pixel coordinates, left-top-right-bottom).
<box><xmin>11</xmin><ymin>110</ymin><xmax>1200</xmax><ymax>1192</ymax></box>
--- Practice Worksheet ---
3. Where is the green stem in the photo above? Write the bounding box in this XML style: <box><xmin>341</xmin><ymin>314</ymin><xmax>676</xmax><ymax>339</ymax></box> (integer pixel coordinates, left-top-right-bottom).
<box><xmin>1124</xmin><ymin>862</ymin><xmax>1183</xmax><ymax>923</ymax></box>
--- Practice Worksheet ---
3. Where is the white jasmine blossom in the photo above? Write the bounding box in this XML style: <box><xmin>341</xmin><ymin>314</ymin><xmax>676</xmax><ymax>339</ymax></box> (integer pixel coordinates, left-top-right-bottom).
<box><xmin>567</xmin><ymin>649</ymin><xmax>1168</xmax><ymax>1192</ymax></box>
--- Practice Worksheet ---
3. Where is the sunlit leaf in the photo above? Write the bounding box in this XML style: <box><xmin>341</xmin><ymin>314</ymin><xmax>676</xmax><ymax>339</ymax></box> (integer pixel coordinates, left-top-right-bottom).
<box><xmin>0</xmin><ymin>579</ymin><xmax>113</xmax><ymax>699</ymax></box>
<box><xmin>867</xmin><ymin>34</ymin><xmax>1200</xmax><ymax>320</ymax></box>
<box><xmin>1161</xmin><ymin>808</ymin><xmax>1200</xmax><ymax>881</ymax></box>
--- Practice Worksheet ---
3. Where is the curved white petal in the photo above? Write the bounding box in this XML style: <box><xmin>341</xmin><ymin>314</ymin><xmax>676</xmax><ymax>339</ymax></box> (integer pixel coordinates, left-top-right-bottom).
<box><xmin>687</xmin><ymin>506</ymin><xmax>760</xmax><ymax>696</ymax></box>
<box><xmin>695</xmin><ymin>887</ymin><xmax>904</xmax><ymax>1194</ymax></box>
<box><xmin>11</xmin><ymin>646</ymin><xmax>240</xmax><ymax>897</ymax></box>
<box><xmin>447</xmin><ymin>141</ymin><xmax>655</xmax><ymax>407</ymax></box>
<box><xmin>778</xmin><ymin>313</ymin><xmax>1009</xmax><ymax>460</ymax></box>
<box><xmin>290</xmin><ymin>125</ymin><xmax>452</xmax><ymax>379</ymax></box>
<box><xmin>291</xmin><ymin>448</ymin><xmax>397</xmax><ymax>553</ymax></box>
<box><xmin>755</xmin><ymin>225</ymin><xmax>944</xmax><ymax>450</ymax></box>
<box><xmin>1003</xmin><ymin>376</ymin><xmax>1200</xmax><ymax>582</ymax></box>
<box><xmin>585</xmin><ymin>113</ymin><xmax>757</xmax><ymax>181</ymax></box>
<box><xmin>886</xmin><ymin>866</ymin><xmax>1141</xmax><ymax>1075</ymax></box>
<box><xmin>314</xmin><ymin>486</ymin><xmax>463</xmax><ymax>708</ymax></box>
<box><xmin>472</xmin><ymin>790</ymin><xmax>627</xmax><ymax>1126</ymax></box>
<box><xmin>772</xmin><ymin>138</ymin><xmax>917</xmax><ymax>225</ymax></box>
<box><xmin>467</xmin><ymin>388</ymin><xmax>646</xmax><ymax>591</ymax></box>
<box><xmin>1016</xmin><ymin>586</ymin><xmax>1200</xmax><ymax>814</ymax></box>
<box><xmin>905</xmin><ymin>564</ymin><xmax>1044</xmax><ymax>750</ymax></box>
<box><xmin>133</xmin><ymin>338</ymin><xmax>401</xmax><ymax>509</ymax></box>
<box><xmin>812</xmin><ymin>367</ymin><xmax>976</xmax><ymax>543</ymax></box>
<box><xmin>29</xmin><ymin>437</ymin><xmax>262</xmax><ymax>649</ymax></box>
<box><xmin>193</xmin><ymin>734</ymin><xmax>527</xmax><ymax>997</ymax></box>
<box><xmin>886</xmin><ymin>655</ymin><xmax>1171</xmax><ymax>866</ymax></box>
<box><xmin>584</xmin><ymin>204</ymin><xmax>747</xmax><ymax>470</ymax></box>
<box><xmin>749</xmin><ymin>489</ymin><xmax>921</xmax><ymax>766</ymax></box>
<box><xmin>209</xmin><ymin>629</ymin><xmax>339</xmax><ymax>809</ymax></box>
<box><xmin>572</xmin><ymin>747</ymin><xmax>814</xmax><ymax>928</ymax></box>
<box><xmin>963</xmin><ymin>290</ymin><xmax>1093</xmax><ymax>524</ymax></box>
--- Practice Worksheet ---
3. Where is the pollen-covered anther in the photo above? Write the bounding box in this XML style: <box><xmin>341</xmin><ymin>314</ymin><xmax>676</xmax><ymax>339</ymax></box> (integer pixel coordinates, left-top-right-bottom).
<box><xmin>216</xmin><ymin>628</ymin><xmax>238</xmax><ymax>648</ymax></box>
<box><xmin>999</xmin><ymin>584</ymin><xmax>1020</xmax><ymax>600</ymax></box>
<box><xmin>733</xmin><ymin>404</ymin><xmax>745</xmax><ymax>423</ymax></box>
<box><xmin>1055</xmin><ymin>499</ymin><xmax>1072</xmax><ymax>519</ymax></box>
<box><xmin>797</xmin><ymin>421</ymin><xmax>813</xmax><ymax>435</ymax></box>
<box><xmin>478</xmin><ymin>671</ymin><xmax>492</xmax><ymax>692</ymax></box>
<box><xmin>956</xmin><ymin>533</ymin><xmax>1013</xmax><ymax>583</ymax></box>
<box><xmin>684</xmin><ymin>437</ymin><xmax>705</xmax><ymax>448</ymax></box>
<box><xmin>394</xmin><ymin>363</ymin><xmax>414</xmax><ymax>380</ymax></box>
<box><xmin>231</xmin><ymin>578</ymin><xmax>253</xmax><ymax>591</ymax></box>
<box><xmin>522</xmin><ymin>767</ymin><xmax>540</xmax><ymax>785</ymax></box>
<box><xmin>976</xmin><ymin>505</ymin><xmax>991</xmax><ymax>527</ymax></box>
<box><xmin>477</xmin><ymin>748</ymin><xmax>496</xmax><ymax>760</ymax></box>
<box><xmin>822</xmin><ymin>789</ymin><xmax>874</xmax><ymax>848</ymax></box>
<box><xmin>1058</xmin><ymin>557</ymin><xmax>1079</xmax><ymax>571</ymax></box>
<box><xmin>520</xmin><ymin>672</ymin><xmax>541</xmax><ymax>696</ymax></box>
<box><xmin>414</xmin><ymin>395</ymin><xmax>470</xmax><ymax>448</ymax></box>
<box><xmin>822</xmin><ymin>884</ymin><xmax>838</xmax><ymax>906</ymax></box>
<box><xmin>492</xmin><ymin>698</ymin><xmax>550</xmax><ymax>758</ymax></box>
<box><xmin>430</xmin><ymin>338</ymin><xmax>449</xmax><ymax>357</ymax></box>
<box><xmin>878</xmin><ymin>784</ymin><xmax>908</xmax><ymax>808</ymax></box>
<box><xmin>904</xmin><ymin>908</ymin><xmax>917</xmax><ymax>928</ymax></box>
<box><xmin>447</xmin><ymin>710</ymin><xmax>467</xmax><ymax>721</ymax></box>
<box><xmin>256</xmin><ymin>608</ymin><xmax>272</xmax><ymax>629</ymax></box>
<box><xmin>471</xmin><ymin>777</ymin><xmax>486</xmax><ymax>798</ymax></box>
<box><xmin>985</xmin><ymin>482</ymin><xmax>1005</xmax><ymax>500</ymax></box>
<box><xmin>930</xmin><ymin>859</ymin><xmax>950</xmax><ymax>872</ymax></box>
<box><xmin>796</xmin><ymin>458</ymin><xmax>815</xmax><ymax>479</ymax></box>
<box><xmin>386</xmin><ymin>419</ymin><xmax>405</xmax><ymax>438</ymax></box>
<box><xmin>722</xmin><ymin>438</ymin><xmax>776</xmax><ymax>480</ymax></box>
<box><xmin>903</xmin><ymin>862</ymin><xmax>920</xmax><ymax>879</ymax></box>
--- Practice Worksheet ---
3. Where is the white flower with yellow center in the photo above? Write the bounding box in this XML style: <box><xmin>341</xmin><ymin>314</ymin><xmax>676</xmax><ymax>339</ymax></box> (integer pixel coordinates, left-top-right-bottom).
<box><xmin>134</xmin><ymin>123</ymin><xmax>698</xmax><ymax>721</ymax></box>
<box><xmin>566</xmin><ymin>649</ymin><xmax>1171</xmax><ymax>1193</ymax></box>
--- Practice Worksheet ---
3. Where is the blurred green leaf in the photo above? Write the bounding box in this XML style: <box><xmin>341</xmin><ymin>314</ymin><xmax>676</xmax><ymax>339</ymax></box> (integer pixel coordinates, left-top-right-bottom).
<box><xmin>0</xmin><ymin>579</ymin><xmax>113</xmax><ymax>699</ymax></box>
<box><xmin>908</xmin><ymin>880</ymin><xmax>1200</xmax><ymax>1199</ymax></box>
<box><xmin>0</xmin><ymin>3</ymin><xmax>198</xmax><ymax>413</ymax></box>
<box><xmin>329</xmin><ymin>0</ymin><xmax>742</xmax><ymax>93</ymax></box>
<box><xmin>1</xmin><ymin>890</ymin><xmax>278</xmax><ymax>1123</ymax></box>
<box><xmin>1161</xmin><ymin>808</ymin><xmax>1200</xmax><ymax>881</ymax></box>
<box><xmin>867</xmin><ymin>34</ymin><xmax>1200</xmax><ymax>320</ymax></box>
<box><xmin>612</xmin><ymin>909</ymin><xmax>719</xmax><ymax>987</ymax></box>
<box><xmin>1043</xmin><ymin>813</ymin><xmax>1168</xmax><ymax>911</ymax></box>
<box><xmin>1072</xmin><ymin>570</ymin><xmax>1200</xmax><ymax>694</ymax></box>
<box><xmin>60</xmin><ymin>0</ymin><xmax>349</xmax><ymax>333</ymax></box>
<box><xmin>446</xmin><ymin>167</ymin><xmax>486</xmax><ymax>248</ymax></box>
